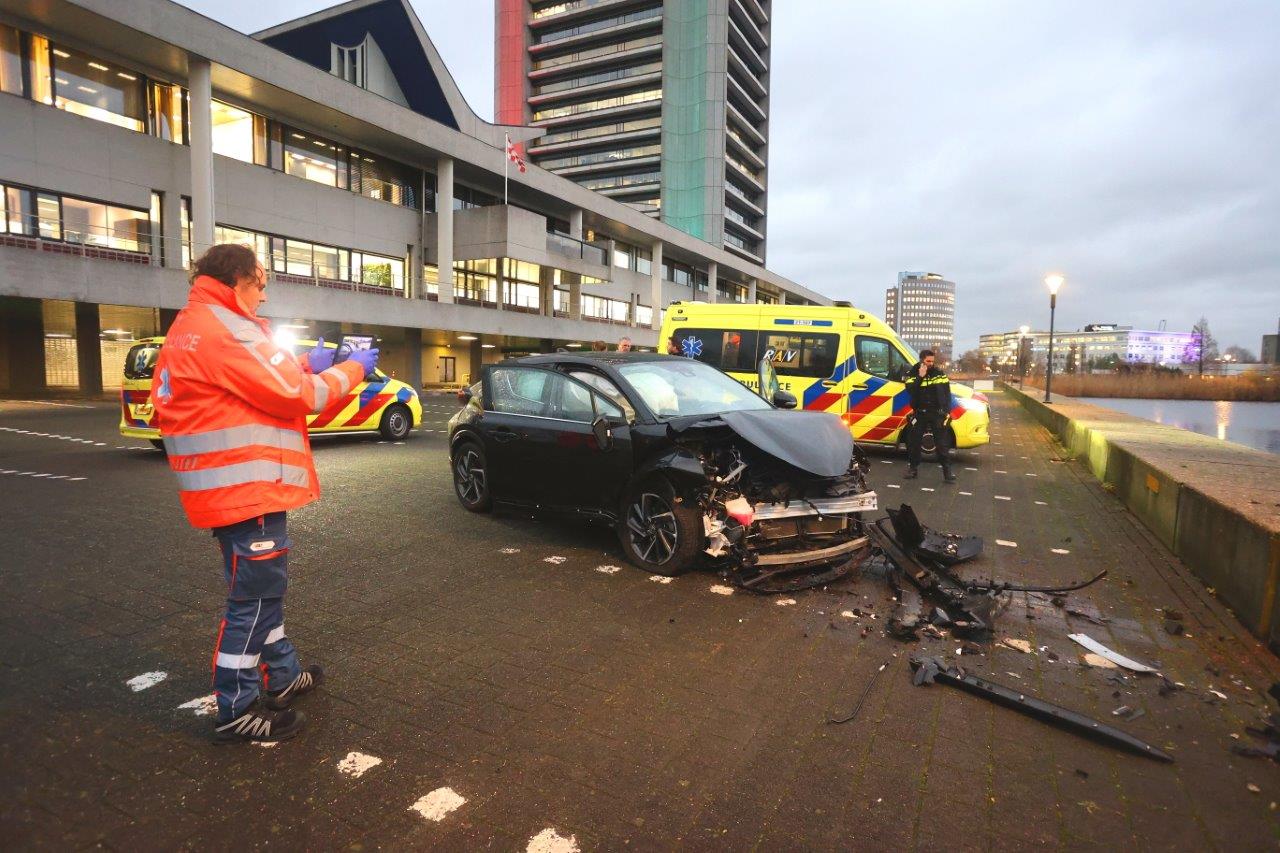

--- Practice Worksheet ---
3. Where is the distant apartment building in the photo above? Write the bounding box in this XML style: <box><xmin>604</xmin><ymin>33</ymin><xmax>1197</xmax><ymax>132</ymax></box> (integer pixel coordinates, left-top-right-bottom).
<box><xmin>1263</xmin><ymin>318</ymin><xmax>1279</xmax><ymax>364</ymax></box>
<box><xmin>495</xmin><ymin>0</ymin><xmax>772</xmax><ymax>265</ymax></box>
<box><xmin>884</xmin><ymin>272</ymin><xmax>955</xmax><ymax>361</ymax></box>
<box><xmin>979</xmin><ymin>324</ymin><xmax>1198</xmax><ymax>372</ymax></box>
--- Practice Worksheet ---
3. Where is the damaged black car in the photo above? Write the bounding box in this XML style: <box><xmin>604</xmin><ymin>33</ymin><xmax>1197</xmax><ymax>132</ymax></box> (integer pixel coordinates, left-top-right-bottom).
<box><xmin>447</xmin><ymin>353</ymin><xmax>878</xmax><ymax>591</ymax></box>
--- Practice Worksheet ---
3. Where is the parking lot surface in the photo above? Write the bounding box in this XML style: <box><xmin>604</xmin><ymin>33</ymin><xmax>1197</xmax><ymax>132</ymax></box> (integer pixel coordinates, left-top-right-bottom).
<box><xmin>2</xmin><ymin>391</ymin><xmax>1278</xmax><ymax>850</ymax></box>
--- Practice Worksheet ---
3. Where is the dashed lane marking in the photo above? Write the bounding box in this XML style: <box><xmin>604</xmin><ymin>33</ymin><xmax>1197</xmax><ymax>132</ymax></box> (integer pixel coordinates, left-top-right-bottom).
<box><xmin>178</xmin><ymin>694</ymin><xmax>217</xmax><ymax>716</ymax></box>
<box><xmin>1051</xmin><ymin>548</ymin><xmax>1071</xmax><ymax>554</ymax></box>
<box><xmin>409</xmin><ymin>787</ymin><xmax>467</xmax><ymax>822</ymax></box>
<box><xmin>880</xmin><ymin>460</ymin><xmax>894</xmax><ymax>464</ymax></box>
<box><xmin>920</xmin><ymin>487</ymin><xmax>935</xmax><ymax>492</ymax></box>
<box><xmin>0</xmin><ymin>426</ymin><xmax>109</xmax><ymax>446</ymax></box>
<box><xmin>996</xmin><ymin>539</ymin><xmax>1018</xmax><ymax>548</ymax></box>
<box><xmin>127</xmin><ymin>671</ymin><xmax>167</xmax><ymax>692</ymax></box>
<box><xmin>1025</xmin><ymin>472</ymin><xmax>1038</xmax><ymax>477</ymax></box>
<box><xmin>965</xmin><ymin>467</ymin><xmax>977</xmax><ymax>471</ymax></box>
<box><xmin>543</xmin><ymin>556</ymin><xmax>567</xmax><ymax>565</ymax></box>
<box><xmin>994</xmin><ymin>495</ymin><xmax>1011</xmax><ymax>501</ymax></box>
<box><xmin>649</xmin><ymin>575</ymin><xmax>673</xmax><ymax>584</ymax></box>
<box><xmin>499</xmin><ymin>548</ymin><xmax>521</xmax><ymax>554</ymax></box>
<box><xmin>775</xmin><ymin>598</ymin><xmax>796</xmax><ymax>606</ymax></box>
<box><xmin>337</xmin><ymin>752</ymin><xmax>383</xmax><ymax>778</ymax></box>
<box><xmin>527</xmin><ymin>828</ymin><xmax>580</xmax><ymax>853</ymax></box>
<box><xmin>1034</xmin><ymin>500</ymin><xmax>1048</xmax><ymax>506</ymax></box>
<box><xmin>0</xmin><ymin>469</ymin><xmax>87</xmax><ymax>481</ymax></box>
<box><xmin>887</xmin><ymin>484</ymin><xmax>901</xmax><ymax>489</ymax></box>
<box><xmin>994</xmin><ymin>470</ymin><xmax>1008</xmax><ymax>474</ymax></box>
<box><xmin>959</xmin><ymin>491</ymin><xmax>973</xmax><ymax>496</ymax></box>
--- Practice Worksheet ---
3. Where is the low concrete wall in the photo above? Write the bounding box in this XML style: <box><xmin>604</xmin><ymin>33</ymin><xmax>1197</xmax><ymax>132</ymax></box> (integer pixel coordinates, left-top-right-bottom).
<box><xmin>1004</xmin><ymin>383</ymin><xmax>1280</xmax><ymax>650</ymax></box>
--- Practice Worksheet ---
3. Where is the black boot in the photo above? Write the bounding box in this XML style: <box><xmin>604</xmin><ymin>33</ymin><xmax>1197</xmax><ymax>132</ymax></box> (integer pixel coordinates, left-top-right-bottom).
<box><xmin>214</xmin><ymin>698</ymin><xmax>306</xmax><ymax>744</ymax></box>
<box><xmin>264</xmin><ymin>664</ymin><xmax>325</xmax><ymax>710</ymax></box>
<box><xmin>942</xmin><ymin>464</ymin><xmax>957</xmax><ymax>483</ymax></box>
<box><xmin>904</xmin><ymin>466</ymin><xmax>918</xmax><ymax>479</ymax></box>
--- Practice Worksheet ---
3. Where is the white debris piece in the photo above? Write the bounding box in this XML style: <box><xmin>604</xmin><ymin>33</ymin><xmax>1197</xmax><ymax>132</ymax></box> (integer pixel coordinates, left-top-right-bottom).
<box><xmin>1068</xmin><ymin>633</ymin><xmax>1158</xmax><ymax>673</ymax></box>
<box><xmin>527</xmin><ymin>828</ymin><xmax>580</xmax><ymax>853</ymax></box>
<box><xmin>542</xmin><ymin>556</ymin><xmax>567</xmax><ymax>564</ymax></box>
<box><xmin>996</xmin><ymin>539</ymin><xmax>1018</xmax><ymax>548</ymax></box>
<box><xmin>499</xmin><ymin>548</ymin><xmax>521</xmax><ymax>554</ymax></box>
<box><xmin>648</xmin><ymin>575</ymin><xmax>673</xmax><ymax>584</ymax></box>
<box><xmin>336</xmin><ymin>751</ymin><xmax>383</xmax><ymax>778</ymax></box>
<box><xmin>1000</xmin><ymin>638</ymin><xmax>1032</xmax><ymax>654</ymax></box>
<box><xmin>1051</xmin><ymin>548</ymin><xmax>1070</xmax><ymax>555</ymax></box>
<box><xmin>178</xmin><ymin>694</ymin><xmax>218</xmax><ymax>716</ymax></box>
<box><xmin>1081</xmin><ymin>653</ymin><xmax>1119</xmax><ymax>670</ymax></box>
<box><xmin>709</xmin><ymin>584</ymin><xmax>734</xmax><ymax>596</ymax></box>
<box><xmin>253</xmin><ymin>741</ymin><xmax>279</xmax><ymax>748</ymax></box>
<box><xmin>840</xmin><ymin>611</ymin><xmax>857</xmax><ymax>619</ymax></box>
<box><xmin>775</xmin><ymin>598</ymin><xmax>797</xmax><ymax>606</ymax></box>
<box><xmin>126</xmin><ymin>671</ymin><xmax>167</xmax><ymax>692</ymax></box>
<box><xmin>595</xmin><ymin>565</ymin><xmax>623</xmax><ymax>575</ymax></box>
<box><xmin>1209</xmin><ymin>689</ymin><xmax>1229</xmax><ymax>701</ymax></box>
<box><xmin>409</xmin><ymin>787</ymin><xmax>467</xmax><ymax>821</ymax></box>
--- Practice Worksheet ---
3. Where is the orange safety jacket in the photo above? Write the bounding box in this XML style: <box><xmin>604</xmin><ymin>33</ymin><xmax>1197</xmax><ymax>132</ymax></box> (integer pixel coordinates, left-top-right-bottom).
<box><xmin>152</xmin><ymin>275</ymin><xmax>366</xmax><ymax>529</ymax></box>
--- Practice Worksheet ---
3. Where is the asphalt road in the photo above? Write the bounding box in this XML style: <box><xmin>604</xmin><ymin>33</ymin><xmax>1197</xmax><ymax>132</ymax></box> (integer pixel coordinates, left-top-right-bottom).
<box><xmin>1</xmin><ymin>391</ymin><xmax>1278</xmax><ymax>850</ymax></box>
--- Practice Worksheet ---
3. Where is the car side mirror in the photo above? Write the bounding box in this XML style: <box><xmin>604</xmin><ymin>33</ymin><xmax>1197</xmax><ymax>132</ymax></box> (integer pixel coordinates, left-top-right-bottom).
<box><xmin>772</xmin><ymin>390</ymin><xmax>797</xmax><ymax>409</ymax></box>
<box><xmin>591</xmin><ymin>414</ymin><xmax>613</xmax><ymax>451</ymax></box>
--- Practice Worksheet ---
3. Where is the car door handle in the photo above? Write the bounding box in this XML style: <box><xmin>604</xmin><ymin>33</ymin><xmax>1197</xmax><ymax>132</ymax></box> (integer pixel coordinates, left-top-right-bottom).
<box><xmin>821</xmin><ymin>380</ymin><xmax>837</xmax><ymax>388</ymax></box>
<box><xmin>850</xmin><ymin>383</ymin><xmax>868</xmax><ymax>390</ymax></box>
<box><xmin>492</xmin><ymin>428</ymin><xmax>520</xmax><ymax>443</ymax></box>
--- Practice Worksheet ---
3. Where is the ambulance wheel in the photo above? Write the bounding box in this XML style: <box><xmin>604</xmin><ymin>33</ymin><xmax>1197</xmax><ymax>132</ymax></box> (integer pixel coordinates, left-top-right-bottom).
<box><xmin>149</xmin><ymin>439</ymin><xmax>166</xmax><ymax>453</ymax></box>
<box><xmin>452</xmin><ymin>440</ymin><xmax>491</xmax><ymax>512</ymax></box>
<box><xmin>379</xmin><ymin>404</ymin><xmax>412</xmax><ymax>441</ymax></box>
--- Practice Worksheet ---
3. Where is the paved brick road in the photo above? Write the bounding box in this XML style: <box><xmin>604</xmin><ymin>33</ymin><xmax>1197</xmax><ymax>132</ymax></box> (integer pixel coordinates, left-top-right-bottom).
<box><xmin>1</xmin><ymin>390</ymin><xmax>1278</xmax><ymax>850</ymax></box>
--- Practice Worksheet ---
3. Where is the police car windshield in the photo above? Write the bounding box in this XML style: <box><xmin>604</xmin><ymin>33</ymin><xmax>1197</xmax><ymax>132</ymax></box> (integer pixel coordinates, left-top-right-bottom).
<box><xmin>124</xmin><ymin>343</ymin><xmax>161</xmax><ymax>380</ymax></box>
<box><xmin>618</xmin><ymin>359</ymin><xmax>770</xmax><ymax>420</ymax></box>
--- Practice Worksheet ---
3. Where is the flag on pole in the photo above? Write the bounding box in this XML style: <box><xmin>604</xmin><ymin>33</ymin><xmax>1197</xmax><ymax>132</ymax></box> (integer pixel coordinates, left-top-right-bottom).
<box><xmin>505</xmin><ymin>134</ymin><xmax>527</xmax><ymax>173</ymax></box>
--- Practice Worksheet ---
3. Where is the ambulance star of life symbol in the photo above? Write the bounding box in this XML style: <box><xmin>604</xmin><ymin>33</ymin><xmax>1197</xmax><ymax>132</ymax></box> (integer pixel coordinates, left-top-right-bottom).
<box><xmin>681</xmin><ymin>336</ymin><xmax>703</xmax><ymax>358</ymax></box>
<box><xmin>156</xmin><ymin>367</ymin><xmax>173</xmax><ymax>402</ymax></box>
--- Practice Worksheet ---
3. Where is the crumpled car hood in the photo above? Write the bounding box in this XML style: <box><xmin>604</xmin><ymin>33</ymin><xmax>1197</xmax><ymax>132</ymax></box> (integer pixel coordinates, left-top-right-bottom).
<box><xmin>670</xmin><ymin>409</ymin><xmax>854</xmax><ymax>477</ymax></box>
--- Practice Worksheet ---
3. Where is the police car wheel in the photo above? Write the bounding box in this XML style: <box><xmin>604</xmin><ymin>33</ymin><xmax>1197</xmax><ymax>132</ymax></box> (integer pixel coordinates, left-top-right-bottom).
<box><xmin>379</xmin><ymin>404</ymin><xmax>412</xmax><ymax>441</ymax></box>
<box><xmin>452</xmin><ymin>441</ymin><xmax>491</xmax><ymax>512</ymax></box>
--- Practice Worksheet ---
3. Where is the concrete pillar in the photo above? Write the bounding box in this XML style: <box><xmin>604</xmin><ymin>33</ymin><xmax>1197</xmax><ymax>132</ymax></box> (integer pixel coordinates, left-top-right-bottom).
<box><xmin>650</xmin><ymin>241</ymin><xmax>663</xmax><ymax>332</ymax></box>
<box><xmin>159</xmin><ymin>308</ymin><xmax>179</xmax><ymax>333</ymax></box>
<box><xmin>436</xmin><ymin>157</ymin><xmax>455</xmax><ymax>304</ymax></box>
<box><xmin>569</xmin><ymin>277</ymin><xmax>581</xmax><ymax>321</ymax></box>
<box><xmin>496</xmin><ymin>261</ymin><xmax>505</xmax><ymax>311</ymax></box>
<box><xmin>569</xmin><ymin>209</ymin><xmax>583</xmax><ymax>240</ymax></box>
<box><xmin>629</xmin><ymin>292</ymin><xmax>640</xmax><ymax>328</ymax></box>
<box><xmin>404</xmin><ymin>327</ymin><xmax>423</xmax><ymax>389</ymax></box>
<box><xmin>187</xmin><ymin>56</ymin><xmax>215</xmax><ymax>257</ymax></box>
<box><xmin>706</xmin><ymin>262</ymin><xmax>718</xmax><ymax>304</ymax></box>
<box><xmin>160</xmin><ymin>192</ymin><xmax>184</xmax><ymax>270</ymax></box>
<box><xmin>0</xmin><ymin>297</ymin><xmax>46</xmax><ymax>395</ymax></box>
<box><xmin>779</xmin><ymin>290</ymin><xmax>787</xmax><ymax>306</ymax></box>
<box><xmin>747</xmin><ymin>279</ymin><xmax>757</xmax><ymax>304</ymax></box>
<box><xmin>75</xmin><ymin>302</ymin><xmax>103</xmax><ymax>397</ymax></box>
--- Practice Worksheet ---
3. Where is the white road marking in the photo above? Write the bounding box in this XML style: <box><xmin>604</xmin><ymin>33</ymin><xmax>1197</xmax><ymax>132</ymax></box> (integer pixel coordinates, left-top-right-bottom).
<box><xmin>527</xmin><ymin>828</ymin><xmax>580</xmax><ymax>853</ymax></box>
<box><xmin>880</xmin><ymin>460</ymin><xmax>894</xmax><ymax>464</ymax></box>
<box><xmin>709</xmin><ymin>584</ymin><xmax>734</xmax><ymax>596</ymax></box>
<box><xmin>887</xmin><ymin>483</ymin><xmax>901</xmax><ymax>489</ymax></box>
<box><xmin>649</xmin><ymin>575</ymin><xmax>673</xmax><ymax>584</ymax></box>
<box><xmin>994</xmin><ymin>470</ymin><xmax>1008</xmax><ymax>474</ymax></box>
<box><xmin>1025</xmin><ymin>472</ymin><xmax>1038</xmax><ymax>477</ymax></box>
<box><xmin>499</xmin><ymin>548</ymin><xmax>521</xmax><ymax>554</ymax></box>
<box><xmin>775</xmin><ymin>598</ymin><xmax>796</xmax><ymax>606</ymax></box>
<box><xmin>0</xmin><ymin>469</ymin><xmax>85</xmax><ymax>481</ymax></box>
<box><xmin>178</xmin><ymin>694</ymin><xmax>218</xmax><ymax>716</ymax></box>
<box><xmin>253</xmin><ymin>741</ymin><xmax>279</xmax><ymax>748</ymax></box>
<box><xmin>959</xmin><ymin>491</ymin><xmax>973</xmax><ymax>496</ymax></box>
<box><xmin>920</xmin><ymin>487</ymin><xmax>934</xmax><ymax>492</ymax></box>
<box><xmin>409</xmin><ymin>787</ymin><xmax>467</xmax><ymax>822</ymax></box>
<box><xmin>126</xmin><ymin>671</ymin><xmax>167</xmax><ymax>692</ymax></box>
<box><xmin>996</xmin><ymin>539</ymin><xmax>1017</xmax><ymax>547</ymax></box>
<box><xmin>595</xmin><ymin>565</ymin><xmax>622</xmax><ymax>575</ymax></box>
<box><xmin>965</xmin><ymin>467</ymin><xmax>977</xmax><ymax>471</ymax></box>
<box><xmin>1034</xmin><ymin>500</ymin><xmax>1048</xmax><ymax>506</ymax></box>
<box><xmin>1051</xmin><ymin>548</ymin><xmax>1070</xmax><ymax>554</ymax></box>
<box><xmin>337</xmin><ymin>752</ymin><xmax>383</xmax><ymax>778</ymax></box>
<box><xmin>994</xmin><ymin>495</ymin><xmax>1011</xmax><ymax>501</ymax></box>
<box><xmin>543</xmin><ymin>556</ymin><xmax>567</xmax><ymax>565</ymax></box>
<box><xmin>69</xmin><ymin>477</ymin><xmax>87</xmax><ymax>481</ymax></box>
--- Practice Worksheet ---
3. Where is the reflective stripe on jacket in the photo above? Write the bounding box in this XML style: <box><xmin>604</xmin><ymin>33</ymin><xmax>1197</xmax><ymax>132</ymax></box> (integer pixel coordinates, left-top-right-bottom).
<box><xmin>153</xmin><ymin>275</ymin><xmax>366</xmax><ymax>529</ymax></box>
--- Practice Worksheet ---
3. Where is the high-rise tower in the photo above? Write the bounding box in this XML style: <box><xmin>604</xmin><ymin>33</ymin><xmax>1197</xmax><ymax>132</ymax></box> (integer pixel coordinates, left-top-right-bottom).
<box><xmin>495</xmin><ymin>0</ymin><xmax>771</xmax><ymax>264</ymax></box>
<box><xmin>885</xmin><ymin>272</ymin><xmax>957</xmax><ymax>362</ymax></box>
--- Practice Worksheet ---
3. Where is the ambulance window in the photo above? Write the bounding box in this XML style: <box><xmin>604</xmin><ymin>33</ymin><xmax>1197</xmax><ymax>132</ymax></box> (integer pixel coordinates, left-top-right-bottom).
<box><xmin>759</xmin><ymin>332</ymin><xmax>839</xmax><ymax>378</ymax></box>
<box><xmin>669</xmin><ymin>329</ymin><xmax>759</xmax><ymax>372</ymax></box>
<box><xmin>855</xmin><ymin>336</ymin><xmax>913</xmax><ymax>380</ymax></box>
<box><xmin>123</xmin><ymin>343</ymin><xmax>161</xmax><ymax>380</ymax></box>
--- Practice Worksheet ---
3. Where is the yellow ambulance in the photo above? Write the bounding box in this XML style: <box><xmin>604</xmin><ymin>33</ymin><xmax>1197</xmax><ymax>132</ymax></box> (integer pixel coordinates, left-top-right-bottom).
<box><xmin>660</xmin><ymin>302</ymin><xmax>989</xmax><ymax>449</ymax></box>
<box><xmin>119</xmin><ymin>336</ymin><xmax>422</xmax><ymax>447</ymax></box>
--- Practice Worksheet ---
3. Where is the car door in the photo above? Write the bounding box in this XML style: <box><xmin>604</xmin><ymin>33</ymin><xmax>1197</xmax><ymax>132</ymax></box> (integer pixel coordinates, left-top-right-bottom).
<box><xmin>849</xmin><ymin>335</ymin><xmax>916</xmax><ymax>443</ymax></box>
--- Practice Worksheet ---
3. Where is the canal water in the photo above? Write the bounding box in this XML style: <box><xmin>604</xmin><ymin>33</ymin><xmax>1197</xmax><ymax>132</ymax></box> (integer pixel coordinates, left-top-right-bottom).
<box><xmin>1076</xmin><ymin>397</ymin><xmax>1280</xmax><ymax>455</ymax></box>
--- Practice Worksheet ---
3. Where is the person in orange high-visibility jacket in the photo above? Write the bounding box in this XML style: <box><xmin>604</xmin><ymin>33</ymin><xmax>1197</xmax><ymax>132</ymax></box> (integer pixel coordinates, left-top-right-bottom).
<box><xmin>153</xmin><ymin>244</ymin><xmax>379</xmax><ymax>743</ymax></box>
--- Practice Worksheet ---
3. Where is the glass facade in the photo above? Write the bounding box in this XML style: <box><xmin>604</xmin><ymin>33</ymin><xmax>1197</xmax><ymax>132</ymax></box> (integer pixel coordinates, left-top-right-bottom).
<box><xmin>0</xmin><ymin>25</ymin><xmax>21</xmax><ymax>96</ymax></box>
<box><xmin>211</xmin><ymin>100</ymin><xmax>268</xmax><ymax>165</ymax></box>
<box><xmin>533</xmin><ymin>88</ymin><xmax>662</xmax><ymax>122</ymax></box>
<box><xmin>49</xmin><ymin>42</ymin><xmax>146</xmax><ymax>131</ymax></box>
<box><xmin>1</xmin><ymin>181</ymin><xmax>148</xmax><ymax>253</ymax></box>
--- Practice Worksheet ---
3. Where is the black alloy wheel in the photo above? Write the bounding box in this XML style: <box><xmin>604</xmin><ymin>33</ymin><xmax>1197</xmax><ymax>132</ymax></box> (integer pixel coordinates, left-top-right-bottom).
<box><xmin>620</xmin><ymin>484</ymin><xmax>700</xmax><ymax>576</ymax></box>
<box><xmin>452</xmin><ymin>441</ymin><xmax>491</xmax><ymax>512</ymax></box>
<box><xmin>379</xmin><ymin>404</ymin><xmax>412</xmax><ymax>441</ymax></box>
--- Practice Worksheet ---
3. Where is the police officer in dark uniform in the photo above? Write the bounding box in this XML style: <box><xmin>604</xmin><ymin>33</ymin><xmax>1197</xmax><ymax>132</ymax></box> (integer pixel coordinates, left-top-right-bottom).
<box><xmin>903</xmin><ymin>349</ymin><xmax>956</xmax><ymax>482</ymax></box>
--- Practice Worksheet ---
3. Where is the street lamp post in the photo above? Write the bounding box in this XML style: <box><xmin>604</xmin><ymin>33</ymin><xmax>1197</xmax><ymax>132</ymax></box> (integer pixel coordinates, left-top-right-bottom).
<box><xmin>1043</xmin><ymin>275</ymin><xmax>1064</xmax><ymax>402</ymax></box>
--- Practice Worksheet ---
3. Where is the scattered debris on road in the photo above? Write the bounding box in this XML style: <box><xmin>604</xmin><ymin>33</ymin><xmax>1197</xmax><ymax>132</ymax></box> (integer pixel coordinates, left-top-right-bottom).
<box><xmin>1068</xmin><ymin>633</ymin><xmax>1159</xmax><ymax>673</ymax></box>
<box><xmin>828</xmin><ymin>659</ymin><xmax>891</xmax><ymax>725</ymax></box>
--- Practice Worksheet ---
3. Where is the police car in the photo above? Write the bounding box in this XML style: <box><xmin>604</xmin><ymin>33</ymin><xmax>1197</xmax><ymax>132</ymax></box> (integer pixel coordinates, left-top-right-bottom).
<box><xmin>118</xmin><ymin>336</ymin><xmax>422</xmax><ymax>447</ymax></box>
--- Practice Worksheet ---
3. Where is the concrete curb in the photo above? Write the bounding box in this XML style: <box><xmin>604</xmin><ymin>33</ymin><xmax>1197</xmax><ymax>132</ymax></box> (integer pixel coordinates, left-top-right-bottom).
<box><xmin>1003</xmin><ymin>383</ymin><xmax>1280</xmax><ymax>651</ymax></box>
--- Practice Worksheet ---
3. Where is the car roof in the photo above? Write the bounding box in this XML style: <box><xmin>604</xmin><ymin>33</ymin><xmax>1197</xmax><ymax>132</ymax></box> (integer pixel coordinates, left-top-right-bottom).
<box><xmin>513</xmin><ymin>352</ymin><xmax>677</xmax><ymax>368</ymax></box>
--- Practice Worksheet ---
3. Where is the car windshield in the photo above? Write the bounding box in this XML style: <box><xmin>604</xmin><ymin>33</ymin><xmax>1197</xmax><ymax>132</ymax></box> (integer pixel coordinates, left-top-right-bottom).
<box><xmin>618</xmin><ymin>358</ymin><xmax>772</xmax><ymax>419</ymax></box>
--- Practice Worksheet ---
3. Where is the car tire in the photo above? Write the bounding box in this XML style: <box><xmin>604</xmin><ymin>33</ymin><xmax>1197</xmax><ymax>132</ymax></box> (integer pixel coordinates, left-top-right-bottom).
<box><xmin>618</xmin><ymin>478</ymin><xmax>701</xmax><ymax>576</ymax></box>
<box><xmin>379</xmin><ymin>404</ymin><xmax>412</xmax><ymax>440</ymax></box>
<box><xmin>452</xmin><ymin>440</ymin><xmax>492</xmax><ymax>512</ymax></box>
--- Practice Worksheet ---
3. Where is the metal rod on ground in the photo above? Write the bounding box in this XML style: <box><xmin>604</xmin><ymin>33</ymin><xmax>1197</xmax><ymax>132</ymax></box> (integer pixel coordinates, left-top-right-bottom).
<box><xmin>828</xmin><ymin>659</ymin><xmax>891</xmax><ymax>725</ymax></box>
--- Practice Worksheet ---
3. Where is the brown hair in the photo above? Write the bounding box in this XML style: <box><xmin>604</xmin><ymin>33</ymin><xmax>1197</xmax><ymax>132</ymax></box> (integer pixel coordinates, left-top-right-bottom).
<box><xmin>192</xmin><ymin>243</ymin><xmax>260</xmax><ymax>286</ymax></box>
<box><xmin>591</xmin><ymin>340</ymin><xmax>607</xmax><ymax>351</ymax></box>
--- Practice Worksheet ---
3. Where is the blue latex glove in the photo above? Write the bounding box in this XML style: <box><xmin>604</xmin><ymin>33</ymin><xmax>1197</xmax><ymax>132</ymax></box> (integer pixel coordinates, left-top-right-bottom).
<box><xmin>307</xmin><ymin>338</ymin><xmax>335</xmax><ymax>373</ymax></box>
<box><xmin>348</xmin><ymin>347</ymin><xmax>380</xmax><ymax>376</ymax></box>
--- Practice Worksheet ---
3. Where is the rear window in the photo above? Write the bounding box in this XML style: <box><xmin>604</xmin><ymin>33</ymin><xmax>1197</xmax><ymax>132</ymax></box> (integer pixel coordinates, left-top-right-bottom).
<box><xmin>668</xmin><ymin>328</ymin><xmax>760</xmax><ymax>372</ymax></box>
<box><xmin>123</xmin><ymin>343</ymin><xmax>161</xmax><ymax>380</ymax></box>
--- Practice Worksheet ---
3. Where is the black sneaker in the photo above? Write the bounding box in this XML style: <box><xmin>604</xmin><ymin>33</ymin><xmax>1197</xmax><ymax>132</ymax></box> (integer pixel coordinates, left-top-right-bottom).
<box><xmin>904</xmin><ymin>466</ymin><xmax>918</xmax><ymax>480</ymax></box>
<box><xmin>943</xmin><ymin>467</ymin><xmax>957</xmax><ymax>483</ymax></box>
<box><xmin>213</xmin><ymin>699</ymin><xmax>305</xmax><ymax>744</ymax></box>
<box><xmin>264</xmin><ymin>664</ymin><xmax>325</xmax><ymax>711</ymax></box>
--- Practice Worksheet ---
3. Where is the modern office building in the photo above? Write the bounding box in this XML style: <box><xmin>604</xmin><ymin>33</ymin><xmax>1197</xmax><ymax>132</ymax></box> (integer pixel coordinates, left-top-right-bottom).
<box><xmin>884</xmin><ymin>272</ymin><xmax>955</xmax><ymax>362</ymax></box>
<box><xmin>1263</xmin><ymin>319</ymin><xmax>1279</xmax><ymax>364</ymax></box>
<box><xmin>979</xmin><ymin>324</ymin><xmax>1198</xmax><ymax>372</ymax></box>
<box><xmin>0</xmin><ymin>0</ymin><xmax>824</xmax><ymax>397</ymax></box>
<box><xmin>494</xmin><ymin>0</ymin><xmax>772</xmax><ymax>265</ymax></box>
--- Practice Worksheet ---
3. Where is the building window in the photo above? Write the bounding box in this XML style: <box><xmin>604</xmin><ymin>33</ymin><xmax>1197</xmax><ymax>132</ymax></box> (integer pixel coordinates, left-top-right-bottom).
<box><xmin>0</xmin><ymin>25</ymin><xmax>21</xmax><ymax>96</ymax></box>
<box><xmin>350</xmin><ymin>153</ymin><xmax>420</xmax><ymax>209</ymax></box>
<box><xmin>41</xmin><ymin>41</ymin><xmax>146</xmax><ymax>132</ymax></box>
<box><xmin>281</xmin><ymin>125</ymin><xmax>346</xmax><ymax>188</ymax></box>
<box><xmin>3</xmin><ymin>184</ymin><xmax>34</xmax><ymax>235</ymax></box>
<box><xmin>333</xmin><ymin>42</ymin><xmax>365</xmax><ymax>88</ymax></box>
<box><xmin>61</xmin><ymin>196</ymin><xmax>149</xmax><ymax>252</ymax></box>
<box><xmin>211</xmin><ymin>100</ymin><xmax>268</xmax><ymax>165</ymax></box>
<box><xmin>150</xmin><ymin>81</ymin><xmax>185</xmax><ymax>143</ymax></box>
<box><xmin>453</xmin><ymin>185</ymin><xmax>497</xmax><ymax>211</ymax></box>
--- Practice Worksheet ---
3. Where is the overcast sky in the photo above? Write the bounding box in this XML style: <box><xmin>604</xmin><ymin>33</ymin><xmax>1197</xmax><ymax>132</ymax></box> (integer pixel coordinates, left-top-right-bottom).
<box><xmin>180</xmin><ymin>0</ymin><xmax>1279</xmax><ymax>353</ymax></box>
